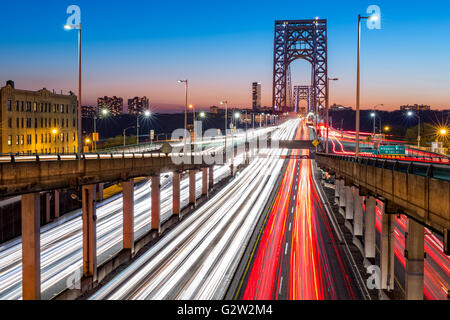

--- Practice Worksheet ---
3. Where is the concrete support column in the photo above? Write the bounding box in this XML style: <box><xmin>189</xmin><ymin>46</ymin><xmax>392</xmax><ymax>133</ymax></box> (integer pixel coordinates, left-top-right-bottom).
<box><xmin>172</xmin><ymin>172</ymin><xmax>181</xmax><ymax>215</ymax></box>
<box><xmin>339</xmin><ymin>181</ymin><xmax>346</xmax><ymax>209</ymax></box>
<box><xmin>364</xmin><ymin>196</ymin><xmax>377</xmax><ymax>259</ymax></box>
<box><xmin>54</xmin><ymin>190</ymin><xmax>60</xmax><ymax>219</ymax></box>
<box><xmin>82</xmin><ymin>185</ymin><xmax>97</xmax><ymax>280</ymax></box>
<box><xmin>202</xmin><ymin>168</ymin><xmax>208</xmax><ymax>196</ymax></box>
<box><xmin>151</xmin><ymin>175</ymin><xmax>161</xmax><ymax>232</ymax></box>
<box><xmin>345</xmin><ymin>186</ymin><xmax>354</xmax><ymax>220</ymax></box>
<box><xmin>334</xmin><ymin>178</ymin><xmax>341</xmax><ymax>201</ymax></box>
<box><xmin>353</xmin><ymin>190</ymin><xmax>364</xmax><ymax>237</ymax></box>
<box><xmin>122</xmin><ymin>179</ymin><xmax>134</xmax><ymax>253</ymax></box>
<box><xmin>46</xmin><ymin>193</ymin><xmax>51</xmax><ymax>223</ymax></box>
<box><xmin>405</xmin><ymin>218</ymin><xmax>424</xmax><ymax>300</ymax></box>
<box><xmin>21</xmin><ymin>193</ymin><xmax>41</xmax><ymax>300</ymax></box>
<box><xmin>230</xmin><ymin>164</ymin><xmax>234</xmax><ymax>177</ymax></box>
<box><xmin>97</xmin><ymin>183</ymin><xmax>104</xmax><ymax>202</ymax></box>
<box><xmin>208</xmin><ymin>166</ymin><xmax>214</xmax><ymax>191</ymax></box>
<box><xmin>189</xmin><ymin>170</ymin><xmax>196</xmax><ymax>206</ymax></box>
<box><xmin>380</xmin><ymin>204</ymin><xmax>395</xmax><ymax>291</ymax></box>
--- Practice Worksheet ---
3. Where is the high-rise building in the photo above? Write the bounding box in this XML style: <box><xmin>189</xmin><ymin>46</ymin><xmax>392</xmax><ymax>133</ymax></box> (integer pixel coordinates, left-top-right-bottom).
<box><xmin>82</xmin><ymin>105</ymin><xmax>97</xmax><ymax>118</ymax></box>
<box><xmin>128</xmin><ymin>96</ymin><xmax>149</xmax><ymax>115</ymax></box>
<box><xmin>97</xmin><ymin>96</ymin><xmax>123</xmax><ymax>116</ymax></box>
<box><xmin>400</xmin><ymin>104</ymin><xmax>431</xmax><ymax>112</ymax></box>
<box><xmin>0</xmin><ymin>80</ymin><xmax>78</xmax><ymax>154</ymax></box>
<box><xmin>252</xmin><ymin>82</ymin><xmax>261</xmax><ymax>111</ymax></box>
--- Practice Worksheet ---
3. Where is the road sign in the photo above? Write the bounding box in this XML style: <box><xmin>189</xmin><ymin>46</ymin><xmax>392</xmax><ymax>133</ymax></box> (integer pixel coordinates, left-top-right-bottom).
<box><xmin>361</xmin><ymin>149</ymin><xmax>378</xmax><ymax>155</ymax></box>
<box><xmin>378</xmin><ymin>145</ymin><xmax>406</xmax><ymax>156</ymax></box>
<box><xmin>312</xmin><ymin>140</ymin><xmax>320</xmax><ymax>147</ymax></box>
<box><xmin>93</xmin><ymin>132</ymin><xmax>99</xmax><ymax>142</ymax></box>
<box><xmin>150</xmin><ymin>130</ymin><xmax>155</xmax><ymax>140</ymax></box>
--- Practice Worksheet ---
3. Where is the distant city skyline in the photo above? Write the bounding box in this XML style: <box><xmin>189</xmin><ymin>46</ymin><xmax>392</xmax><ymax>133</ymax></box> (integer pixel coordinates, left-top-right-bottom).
<box><xmin>1</xmin><ymin>0</ymin><xmax>449</xmax><ymax>111</ymax></box>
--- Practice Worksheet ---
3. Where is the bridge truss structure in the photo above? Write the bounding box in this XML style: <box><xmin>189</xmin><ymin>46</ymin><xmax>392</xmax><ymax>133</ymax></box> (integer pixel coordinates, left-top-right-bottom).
<box><xmin>272</xmin><ymin>19</ymin><xmax>328</xmax><ymax>114</ymax></box>
<box><xmin>293</xmin><ymin>85</ymin><xmax>311</xmax><ymax>114</ymax></box>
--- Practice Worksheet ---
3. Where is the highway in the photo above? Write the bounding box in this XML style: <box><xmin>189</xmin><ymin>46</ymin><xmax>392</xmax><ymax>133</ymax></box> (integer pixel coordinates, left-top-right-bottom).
<box><xmin>238</xmin><ymin>122</ymin><xmax>364</xmax><ymax>300</ymax></box>
<box><xmin>88</xmin><ymin>119</ymin><xmax>299</xmax><ymax>300</ymax></box>
<box><xmin>0</xmin><ymin>128</ymin><xmax>276</xmax><ymax>300</ymax></box>
<box><xmin>374</xmin><ymin>203</ymin><xmax>449</xmax><ymax>300</ymax></box>
<box><xmin>323</xmin><ymin>126</ymin><xmax>449</xmax><ymax>300</ymax></box>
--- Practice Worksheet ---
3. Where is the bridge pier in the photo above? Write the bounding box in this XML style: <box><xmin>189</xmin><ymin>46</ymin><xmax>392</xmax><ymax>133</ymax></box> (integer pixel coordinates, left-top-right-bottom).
<box><xmin>345</xmin><ymin>185</ymin><xmax>354</xmax><ymax>221</ymax></box>
<box><xmin>339</xmin><ymin>181</ymin><xmax>346</xmax><ymax>214</ymax></box>
<box><xmin>122</xmin><ymin>179</ymin><xmax>134</xmax><ymax>253</ymax></box>
<box><xmin>97</xmin><ymin>183</ymin><xmax>104</xmax><ymax>202</ymax></box>
<box><xmin>364</xmin><ymin>196</ymin><xmax>377</xmax><ymax>259</ymax></box>
<box><xmin>209</xmin><ymin>166</ymin><xmax>214</xmax><ymax>191</ymax></box>
<box><xmin>82</xmin><ymin>185</ymin><xmax>97</xmax><ymax>281</ymax></box>
<box><xmin>46</xmin><ymin>192</ymin><xmax>52</xmax><ymax>223</ymax></box>
<box><xmin>54</xmin><ymin>190</ymin><xmax>60</xmax><ymax>218</ymax></box>
<box><xmin>353</xmin><ymin>190</ymin><xmax>363</xmax><ymax>237</ymax></box>
<box><xmin>151</xmin><ymin>175</ymin><xmax>161</xmax><ymax>232</ymax></box>
<box><xmin>21</xmin><ymin>193</ymin><xmax>41</xmax><ymax>300</ymax></box>
<box><xmin>334</xmin><ymin>178</ymin><xmax>341</xmax><ymax>204</ymax></box>
<box><xmin>405</xmin><ymin>218</ymin><xmax>424</xmax><ymax>300</ymax></box>
<box><xmin>230</xmin><ymin>164</ymin><xmax>234</xmax><ymax>177</ymax></box>
<box><xmin>202</xmin><ymin>168</ymin><xmax>208</xmax><ymax>196</ymax></box>
<box><xmin>380</xmin><ymin>202</ymin><xmax>395</xmax><ymax>291</ymax></box>
<box><xmin>172</xmin><ymin>172</ymin><xmax>181</xmax><ymax>216</ymax></box>
<box><xmin>189</xmin><ymin>170</ymin><xmax>196</xmax><ymax>207</ymax></box>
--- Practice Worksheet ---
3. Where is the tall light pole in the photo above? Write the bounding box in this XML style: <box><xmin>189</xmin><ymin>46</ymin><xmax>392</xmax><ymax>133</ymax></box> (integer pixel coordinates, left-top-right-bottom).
<box><xmin>220</xmin><ymin>101</ymin><xmax>228</xmax><ymax>152</ymax></box>
<box><xmin>326</xmin><ymin>77</ymin><xmax>339</xmax><ymax>154</ymax></box>
<box><xmin>65</xmin><ymin>14</ymin><xmax>82</xmax><ymax>154</ymax></box>
<box><xmin>356</xmin><ymin>13</ymin><xmax>379</xmax><ymax>157</ymax></box>
<box><xmin>178</xmin><ymin>80</ymin><xmax>188</xmax><ymax>142</ymax></box>
<box><xmin>370</xmin><ymin>104</ymin><xmax>383</xmax><ymax>136</ymax></box>
<box><xmin>94</xmin><ymin>108</ymin><xmax>108</xmax><ymax>151</ymax></box>
<box><xmin>137</xmin><ymin>110</ymin><xmax>151</xmax><ymax>145</ymax></box>
<box><xmin>407</xmin><ymin>110</ymin><xmax>422</xmax><ymax>148</ymax></box>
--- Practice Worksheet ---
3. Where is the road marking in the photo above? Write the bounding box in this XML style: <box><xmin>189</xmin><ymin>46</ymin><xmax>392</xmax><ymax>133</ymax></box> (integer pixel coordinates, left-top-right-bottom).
<box><xmin>279</xmin><ymin>277</ymin><xmax>284</xmax><ymax>295</ymax></box>
<box><xmin>285</xmin><ymin>243</ymin><xmax>289</xmax><ymax>255</ymax></box>
<box><xmin>291</xmin><ymin>207</ymin><xmax>294</xmax><ymax>214</ymax></box>
<box><xmin>289</xmin><ymin>222</ymin><xmax>292</xmax><ymax>231</ymax></box>
<box><xmin>293</xmin><ymin>195</ymin><xmax>296</xmax><ymax>201</ymax></box>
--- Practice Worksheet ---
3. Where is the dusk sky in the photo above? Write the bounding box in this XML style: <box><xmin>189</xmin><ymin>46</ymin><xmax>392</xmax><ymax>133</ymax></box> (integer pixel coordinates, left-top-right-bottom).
<box><xmin>0</xmin><ymin>0</ymin><xmax>449</xmax><ymax>112</ymax></box>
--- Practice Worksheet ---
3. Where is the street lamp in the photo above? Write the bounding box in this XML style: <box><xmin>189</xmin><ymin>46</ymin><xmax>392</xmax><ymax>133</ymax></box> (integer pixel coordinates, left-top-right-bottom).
<box><xmin>406</xmin><ymin>110</ymin><xmax>422</xmax><ymax>148</ymax></box>
<box><xmin>64</xmin><ymin>21</ymin><xmax>82</xmax><ymax>155</ymax></box>
<box><xmin>137</xmin><ymin>110</ymin><xmax>151</xmax><ymax>145</ymax></box>
<box><xmin>220</xmin><ymin>101</ymin><xmax>228</xmax><ymax>152</ymax></box>
<box><xmin>370</xmin><ymin>104</ymin><xmax>384</xmax><ymax>136</ymax></box>
<box><xmin>326</xmin><ymin>77</ymin><xmax>339</xmax><ymax>153</ymax></box>
<box><xmin>123</xmin><ymin>126</ymin><xmax>136</xmax><ymax>147</ymax></box>
<box><xmin>384</xmin><ymin>126</ymin><xmax>390</xmax><ymax>133</ymax></box>
<box><xmin>356</xmin><ymin>13</ymin><xmax>379</xmax><ymax>158</ymax></box>
<box><xmin>94</xmin><ymin>108</ymin><xmax>109</xmax><ymax>151</ymax></box>
<box><xmin>178</xmin><ymin>80</ymin><xmax>188</xmax><ymax>142</ymax></box>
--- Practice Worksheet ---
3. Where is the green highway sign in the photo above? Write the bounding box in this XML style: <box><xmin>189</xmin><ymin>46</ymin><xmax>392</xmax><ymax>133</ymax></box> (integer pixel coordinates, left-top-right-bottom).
<box><xmin>378</xmin><ymin>145</ymin><xmax>406</xmax><ymax>156</ymax></box>
<box><xmin>361</xmin><ymin>149</ymin><xmax>378</xmax><ymax>155</ymax></box>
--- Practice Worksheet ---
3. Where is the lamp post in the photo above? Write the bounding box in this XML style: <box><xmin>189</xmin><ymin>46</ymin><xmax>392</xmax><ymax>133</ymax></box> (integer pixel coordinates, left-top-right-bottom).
<box><xmin>220</xmin><ymin>101</ymin><xmax>228</xmax><ymax>152</ymax></box>
<box><xmin>407</xmin><ymin>110</ymin><xmax>422</xmax><ymax>148</ymax></box>
<box><xmin>370</xmin><ymin>104</ymin><xmax>384</xmax><ymax>136</ymax></box>
<box><xmin>136</xmin><ymin>110</ymin><xmax>151</xmax><ymax>145</ymax></box>
<box><xmin>178</xmin><ymin>80</ymin><xmax>188</xmax><ymax>142</ymax></box>
<box><xmin>326</xmin><ymin>77</ymin><xmax>339</xmax><ymax>154</ymax></box>
<box><xmin>93</xmin><ymin>108</ymin><xmax>108</xmax><ymax>151</ymax></box>
<box><xmin>356</xmin><ymin>13</ymin><xmax>379</xmax><ymax>158</ymax></box>
<box><xmin>64</xmin><ymin>22</ymin><xmax>82</xmax><ymax>155</ymax></box>
<box><xmin>123</xmin><ymin>126</ymin><xmax>136</xmax><ymax>147</ymax></box>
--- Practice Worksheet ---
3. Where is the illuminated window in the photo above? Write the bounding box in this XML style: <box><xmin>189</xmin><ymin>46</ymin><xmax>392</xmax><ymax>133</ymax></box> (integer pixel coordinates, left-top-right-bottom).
<box><xmin>7</xmin><ymin>136</ymin><xmax>12</xmax><ymax>146</ymax></box>
<box><xmin>33</xmin><ymin>102</ymin><xmax>37</xmax><ymax>112</ymax></box>
<box><xmin>20</xmin><ymin>135</ymin><xmax>24</xmax><ymax>145</ymax></box>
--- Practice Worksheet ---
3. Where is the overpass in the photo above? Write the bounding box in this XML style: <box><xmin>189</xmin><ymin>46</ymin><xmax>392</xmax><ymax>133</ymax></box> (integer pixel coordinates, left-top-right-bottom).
<box><xmin>316</xmin><ymin>153</ymin><xmax>449</xmax><ymax>300</ymax></box>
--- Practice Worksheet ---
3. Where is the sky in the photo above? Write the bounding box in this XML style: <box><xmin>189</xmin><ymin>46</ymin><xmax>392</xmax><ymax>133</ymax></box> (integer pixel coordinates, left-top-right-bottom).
<box><xmin>0</xmin><ymin>0</ymin><xmax>449</xmax><ymax>112</ymax></box>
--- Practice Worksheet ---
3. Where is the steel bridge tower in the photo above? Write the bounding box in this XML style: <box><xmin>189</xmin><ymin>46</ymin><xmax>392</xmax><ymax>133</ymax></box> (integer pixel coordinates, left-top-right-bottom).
<box><xmin>293</xmin><ymin>85</ymin><xmax>311</xmax><ymax>114</ymax></box>
<box><xmin>272</xmin><ymin>19</ymin><xmax>328</xmax><ymax>115</ymax></box>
